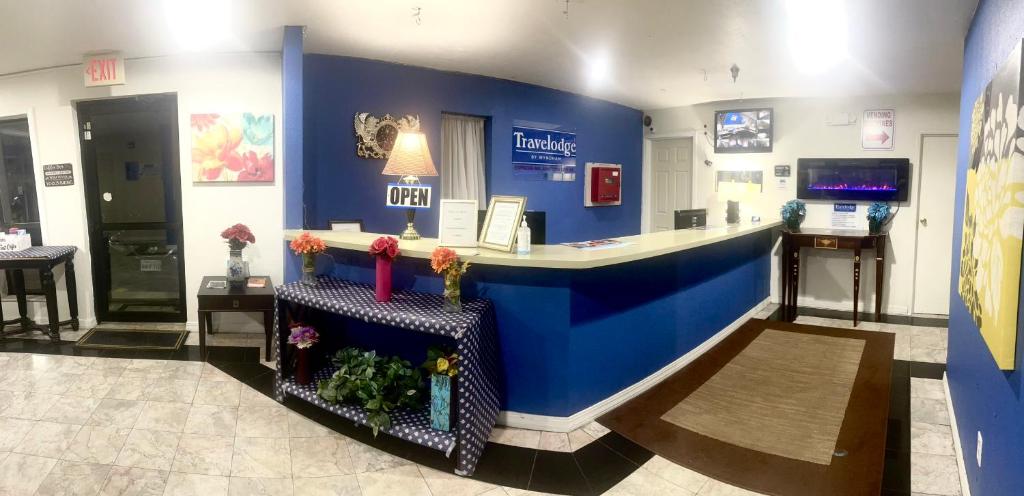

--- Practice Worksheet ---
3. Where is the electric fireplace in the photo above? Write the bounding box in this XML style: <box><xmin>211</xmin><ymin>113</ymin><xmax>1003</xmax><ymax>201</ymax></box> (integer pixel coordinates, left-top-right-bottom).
<box><xmin>796</xmin><ymin>158</ymin><xmax>910</xmax><ymax>201</ymax></box>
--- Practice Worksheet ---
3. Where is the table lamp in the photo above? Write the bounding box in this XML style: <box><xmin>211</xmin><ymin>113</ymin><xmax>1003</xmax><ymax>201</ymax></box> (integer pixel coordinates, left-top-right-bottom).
<box><xmin>382</xmin><ymin>131</ymin><xmax>438</xmax><ymax>240</ymax></box>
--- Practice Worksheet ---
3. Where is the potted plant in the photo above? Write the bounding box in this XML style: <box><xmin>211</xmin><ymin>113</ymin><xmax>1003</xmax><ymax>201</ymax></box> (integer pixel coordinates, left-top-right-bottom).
<box><xmin>867</xmin><ymin>202</ymin><xmax>891</xmax><ymax>234</ymax></box>
<box><xmin>289</xmin><ymin>232</ymin><xmax>327</xmax><ymax>286</ymax></box>
<box><xmin>288</xmin><ymin>325</ymin><xmax>319</xmax><ymax>385</ymax></box>
<box><xmin>422</xmin><ymin>346</ymin><xmax>458</xmax><ymax>431</ymax></box>
<box><xmin>780</xmin><ymin>200</ymin><xmax>806</xmax><ymax>232</ymax></box>
<box><xmin>430</xmin><ymin>247</ymin><xmax>470</xmax><ymax>312</ymax></box>
<box><xmin>316</xmin><ymin>347</ymin><xmax>423</xmax><ymax>436</ymax></box>
<box><xmin>221</xmin><ymin>223</ymin><xmax>255</xmax><ymax>288</ymax></box>
<box><xmin>368</xmin><ymin>236</ymin><xmax>400</xmax><ymax>303</ymax></box>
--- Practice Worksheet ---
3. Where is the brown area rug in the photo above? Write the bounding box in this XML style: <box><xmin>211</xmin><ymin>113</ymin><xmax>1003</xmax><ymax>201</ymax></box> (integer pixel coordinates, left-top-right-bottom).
<box><xmin>661</xmin><ymin>329</ymin><xmax>864</xmax><ymax>465</ymax></box>
<box><xmin>599</xmin><ymin>319</ymin><xmax>893</xmax><ymax>496</ymax></box>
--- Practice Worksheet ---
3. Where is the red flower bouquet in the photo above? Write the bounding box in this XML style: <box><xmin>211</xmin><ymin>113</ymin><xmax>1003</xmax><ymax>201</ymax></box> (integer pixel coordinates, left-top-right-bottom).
<box><xmin>369</xmin><ymin>237</ymin><xmax>400</xmax><ymax>302</ymax></box>
<box><xmin>221</xmin><ymin>223</ymin><xmax>256</xmax><ymax>251</ymax></box>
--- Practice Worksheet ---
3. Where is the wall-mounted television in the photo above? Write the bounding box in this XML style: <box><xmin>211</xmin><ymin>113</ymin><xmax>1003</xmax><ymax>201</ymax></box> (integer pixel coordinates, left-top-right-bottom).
<box><xmin>797</xmin><ymin>158</ymin><xmax>910</xmax><ymax>202</ymax></box>
<box><xmin>714</xmin><ymin>108</ymin><xmax>773</xmax><ymax>153</ymax></box>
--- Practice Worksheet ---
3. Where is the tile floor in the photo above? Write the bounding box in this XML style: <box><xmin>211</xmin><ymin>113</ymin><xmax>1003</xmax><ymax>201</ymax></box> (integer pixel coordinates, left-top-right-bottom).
<box><xmin>0</xmin><ymin>305</ymin><xmax>964</xmax><ymax>495</ymax></box>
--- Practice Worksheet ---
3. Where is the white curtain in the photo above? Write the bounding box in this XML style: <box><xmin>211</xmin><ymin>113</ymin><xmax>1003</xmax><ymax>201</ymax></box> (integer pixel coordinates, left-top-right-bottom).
<box><xmin>441</xmin><ymin>114</ymin><xmax>486</xmax><ymax>205</ymax></box>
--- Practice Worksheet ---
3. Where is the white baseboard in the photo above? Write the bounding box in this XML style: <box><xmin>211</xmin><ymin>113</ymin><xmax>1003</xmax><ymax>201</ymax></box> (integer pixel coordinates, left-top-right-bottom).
<box><xmin>944</xmin><ymin>374</ymin><xmax>972</xmax><ymax>496</ymax></box>
<box><xmin>498</xmin><ymin>297</ymin><xmax>771</xmax><ymax>432</ymax></box>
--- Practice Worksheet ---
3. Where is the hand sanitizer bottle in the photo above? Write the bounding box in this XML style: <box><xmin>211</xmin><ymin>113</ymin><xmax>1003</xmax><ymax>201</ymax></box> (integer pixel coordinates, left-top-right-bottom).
<box><xmin>517</xmin><ymin>218</ymin><xmax>531</xmax><ymax>255</ymax></box>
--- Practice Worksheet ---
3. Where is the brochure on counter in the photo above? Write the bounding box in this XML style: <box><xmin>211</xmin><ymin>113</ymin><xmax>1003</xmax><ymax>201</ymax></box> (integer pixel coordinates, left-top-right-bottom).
<box><xmin>560</xmin><ymin>238</ymin><xmax>631</xmax><ymax>251</ymax></box>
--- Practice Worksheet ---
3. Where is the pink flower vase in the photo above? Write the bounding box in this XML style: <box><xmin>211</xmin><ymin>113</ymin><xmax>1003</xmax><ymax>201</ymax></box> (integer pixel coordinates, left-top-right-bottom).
<box><xmin>375</xmin><ymin>257</ymin><xmax>392</xmax><ymax>302</ymax></box>
<box><xmin>295</xmin><ymin>348</ymin><xmax>311</xmax><ymax>386</ymax></box>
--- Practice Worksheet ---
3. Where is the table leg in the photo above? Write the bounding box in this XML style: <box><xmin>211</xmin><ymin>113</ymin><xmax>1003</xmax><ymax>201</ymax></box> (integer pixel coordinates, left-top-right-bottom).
<box><xmin>780</xmin><ymin>235</ymin><xmax>789</xmax><ymax>320</ymax></box>
<box><xmin>206</xmin><ymin>313</ymin><xmax>214</xmax><ymax>335</ymax></box>
<box><xmin>198</xmin><ymin>310</ymin><xmax>207</xmax><ymax>362</ymax></box>
<box><xmin>875</xmin><ymin>236</ymin><xmax>886</xmax><ymax>322</ymax></box>
<box><xmin>12</xmin><ymin>270</ymin><xmax>29</xmax><ymax>330</ymax></box>
<box><xmin>853</xmin><ymin>248</ymin><xmax>862</xmax><ymax>327</ymax></box>
<box><xmin>40</xmin><ymin>267</ymin><xmax>60</xmax><ymax>342</ymax></box>
<box><xmin>65</xmin><ymin>258</ymin><xmax>79</xmax><ymax>330</ymax></box>
<box><xmin>790</xmin><ymin>247</ymin><xmax>800</xmax><ymax>322</ymax></box>
<box><xmin>263</xmin><ymin>310</ymin><xmax>273</xmax><ymax>362</ymax></box>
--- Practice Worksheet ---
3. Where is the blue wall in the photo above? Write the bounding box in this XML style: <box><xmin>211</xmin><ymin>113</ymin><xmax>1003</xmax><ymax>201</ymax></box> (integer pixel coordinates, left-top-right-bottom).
<box><xmin>282</xmin><ymin>26</ymin><xmax>304</xmax><ymax>282</ymax></box>
<box><xmin>949</xmin><ymin>1</ymin><xmax>1024</xmax><ymax>494</ymax></box>
<box><xmin>323</xmin><ymin>229</ymin><xmax>771</xmax><ymax>416</ymax></box>
<box><xmin>302</xmin><ymin>54</ymin><xmax>643</xmax><ymax>244</ymax></box>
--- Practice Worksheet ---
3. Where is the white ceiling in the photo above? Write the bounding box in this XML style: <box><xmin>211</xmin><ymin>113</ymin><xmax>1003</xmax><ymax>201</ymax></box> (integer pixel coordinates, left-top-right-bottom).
<box><xmin>0</xmin><ymin>0</ymin><xmax>977</xmax><ymax>110</ymax></box>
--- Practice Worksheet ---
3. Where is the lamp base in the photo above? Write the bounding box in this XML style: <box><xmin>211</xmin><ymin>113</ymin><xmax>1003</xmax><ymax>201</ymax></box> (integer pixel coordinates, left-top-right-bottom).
<box><xmin>400</xmin><ymin>223</ymin><xmax>421</xmax><ymax>240</ymax></box>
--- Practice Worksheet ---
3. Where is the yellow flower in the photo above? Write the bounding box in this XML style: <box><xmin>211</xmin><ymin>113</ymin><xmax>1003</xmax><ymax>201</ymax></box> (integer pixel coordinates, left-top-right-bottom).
<box><xmin>436</xmin><ymin>357</ymin><xmax>449</xmax><ymax>373</ymax></box>
<box><xmin>447</xmin><ymin>368</ymin><xmax>457</xmax><ymax>377</ymax></box>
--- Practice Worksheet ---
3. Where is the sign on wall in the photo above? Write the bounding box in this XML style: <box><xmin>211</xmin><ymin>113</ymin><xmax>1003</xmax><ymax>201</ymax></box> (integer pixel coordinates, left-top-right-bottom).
<box><xmin>43</xmin><ymin>163</ymin><xmax>74</xmax><ymax>187</ymax></box>
<box><xmin>512</xmin><ymin>125</ymin><xmax>576</xmax><ymax>181</ymax></box>
<box><xmin>385</xmin><ymin>183</ymin><xmax>432</xmax><ymax>209</ymax></box>
<box><xmin>831</xmin><ymin>203</ymin><xmax>858</xmax><ymax>229</ymax></box>
<box><xmin>83</xmin><ymin>52</ymin><xmax>126</xmax><ymax>87</ymax></box>
<box><xmin>862</xmin><ymin>109</ymin><xmax>895</xmax><ymax>150</ymax></box>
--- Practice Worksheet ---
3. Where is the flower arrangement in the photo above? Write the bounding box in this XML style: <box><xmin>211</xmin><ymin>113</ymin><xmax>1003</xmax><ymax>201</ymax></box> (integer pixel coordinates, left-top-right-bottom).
<box><xmin>368</xmin><ymin>236</ymin><xmax>400</xmax><ymax>261</ymax></box>
<box><xmin>430</xmin><ymin>247</ymin><xmax>470</xmax><ymax>312</ymax></box>
<box><xmin>290</xmin><ymin>232</ymin><xmax>327</xmax><ymax>286</ymax></box>
<box><xmin>422</xmin><ymin>346</ymin><xmax>459</xmax><ymax>378</ymax></box>
<box><xmin>287</xmin><ymin>325</ymin><xmax>319</xmax><ymax>349</ymax></box>
<box><xmin>316</xmin><ymin>347</ymin><xmax>423</xmax><ymax>436</ymax></box>
<box><xmin>221</xmin><ymin>223</ymin><xmax>256</xmax><ymax>251</ymax></box>
<box><xmin>780</xmin><ymin>200</ymin><xmax>807</xmax><ymax>231</ymax></box>
<box><xmin>867</xmin><ymin>202</ymin><xmax>891</xmax><ymax>234</ymax></box>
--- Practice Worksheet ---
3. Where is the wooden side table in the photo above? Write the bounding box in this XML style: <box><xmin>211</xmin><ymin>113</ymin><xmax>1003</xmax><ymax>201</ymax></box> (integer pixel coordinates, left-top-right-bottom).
<box><xmin>780</xmin><ymin>229</ymin><xmax>887</xmax><ymax>326</ymax></box>
<box><xmin>197</xmin><ymin>276</ymin><xmax>275</xmax><ymax>360</ymax></box>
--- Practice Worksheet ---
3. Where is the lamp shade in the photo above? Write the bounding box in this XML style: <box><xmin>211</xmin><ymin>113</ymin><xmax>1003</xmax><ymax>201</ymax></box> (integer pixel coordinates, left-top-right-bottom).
<box><xmin>381</xmin><ymin>131</ymin><xmax>438</xmax><ymax>177</ymax></box>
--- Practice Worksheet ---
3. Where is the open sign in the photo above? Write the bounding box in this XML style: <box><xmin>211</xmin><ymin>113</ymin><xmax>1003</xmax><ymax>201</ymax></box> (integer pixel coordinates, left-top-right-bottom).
<box><xmin>385</xmin><ymin>183</ymin><xmax>432</xmax><ymax>209</ymax></box>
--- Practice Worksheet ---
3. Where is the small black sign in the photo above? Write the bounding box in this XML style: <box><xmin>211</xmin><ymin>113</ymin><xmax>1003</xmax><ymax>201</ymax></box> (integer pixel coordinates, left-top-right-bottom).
<box><xmin>774</xmin><ymin>164</ymin><xmax>791</xmax><ymax>177</ymax></box>
<box><xmin>43</xmin><ymin>163</ymin><xmax>74</xmax><ymax>187</ymax></box>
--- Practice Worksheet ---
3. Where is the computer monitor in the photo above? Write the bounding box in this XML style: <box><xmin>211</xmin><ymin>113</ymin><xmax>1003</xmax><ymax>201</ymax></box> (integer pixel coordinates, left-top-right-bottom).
<box><xmin>674</xmin><ymin>209</ymin><xmax>707</xmax><ymax>230</ymax></box>
<box><xmin>478</xmin><ymin>210</ymin><xmax>546</xmax><ymax>244</ymax></box>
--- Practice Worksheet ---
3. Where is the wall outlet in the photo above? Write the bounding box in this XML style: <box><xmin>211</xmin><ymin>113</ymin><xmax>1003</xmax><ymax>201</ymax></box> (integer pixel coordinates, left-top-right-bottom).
<box><xmin>976</xmin><ymin>431</ymin><xmax>983</xmax><ymax>467</ymax></box>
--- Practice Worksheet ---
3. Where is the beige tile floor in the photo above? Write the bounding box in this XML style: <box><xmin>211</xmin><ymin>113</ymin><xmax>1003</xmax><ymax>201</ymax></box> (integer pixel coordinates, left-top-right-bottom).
<box><xmin>0</xmin><ymin>307</ymin><xmax>963</xmax><ymax>495</ymax></box>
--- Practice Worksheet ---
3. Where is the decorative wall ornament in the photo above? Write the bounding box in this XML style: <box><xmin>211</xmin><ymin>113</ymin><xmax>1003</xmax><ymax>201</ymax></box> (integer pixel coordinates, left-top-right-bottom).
<box><xmin>354</xmin><ymin>113</ymin><xmax>420</xmax><ymax>159</ymax></box>
<box><xmin>958</xmin><ymin>39</ymin><xmax>1024</xmax><ymax>370</ymax></box>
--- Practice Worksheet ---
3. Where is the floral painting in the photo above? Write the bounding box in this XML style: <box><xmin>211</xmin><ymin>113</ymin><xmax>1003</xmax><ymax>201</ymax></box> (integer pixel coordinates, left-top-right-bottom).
<box><xmin>958</xmin><ymin>40</ymin><xmax>1024</xmax><ymax>370</ymax></box>
<box><xmin>191</xmin><ymin>113</ymin><xmax>274</xmax><ymax>182</ymax></box>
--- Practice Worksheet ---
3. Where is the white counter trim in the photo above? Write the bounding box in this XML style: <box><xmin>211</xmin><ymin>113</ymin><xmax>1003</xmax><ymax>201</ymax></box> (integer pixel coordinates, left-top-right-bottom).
<box><xmin>495</xmin><ymin>297</ymin><xmax>770</xmax><ymax>432</ymax></box>
<box><xmin>286</xmin><ymin>221</ymin><xmax>780</xmax><ymax>270</ymax></box>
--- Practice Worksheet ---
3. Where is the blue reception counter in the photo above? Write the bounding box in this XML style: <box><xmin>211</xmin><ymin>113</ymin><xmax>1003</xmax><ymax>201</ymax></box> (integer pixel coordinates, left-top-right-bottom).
<box><xmin>285</xmin><ymin>222</ymin><xmax>778</xmax><ymax>421</ymax></box>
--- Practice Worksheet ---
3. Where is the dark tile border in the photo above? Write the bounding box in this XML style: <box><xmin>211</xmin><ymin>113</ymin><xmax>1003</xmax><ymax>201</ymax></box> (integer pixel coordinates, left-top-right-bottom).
<box><xmin>768</xmin><ymin>306</ymin><xmax>949</xmax><ymax>328</ymax></box>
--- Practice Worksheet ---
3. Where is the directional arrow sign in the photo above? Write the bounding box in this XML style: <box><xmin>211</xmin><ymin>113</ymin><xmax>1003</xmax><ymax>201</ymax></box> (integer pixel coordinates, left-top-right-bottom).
<box><xmin>862</xmin><ymin>109</ymin><xmax>895</xmax><ymax>150</ymax></box>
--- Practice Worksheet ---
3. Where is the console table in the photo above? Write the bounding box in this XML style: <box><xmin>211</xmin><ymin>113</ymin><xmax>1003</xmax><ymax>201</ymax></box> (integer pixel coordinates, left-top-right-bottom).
<box><xmin>273</xmin><ymin>276</ymin><xmax>500</xmax><ymax>476</ymax></box>
<box><xmin>197</xmin><ymin>276</ymin><xmax>275</xmax><ymax>361</ymax></box>
<box><xmin>780</xmin><ymin>229</ymin><xmax>887</xmax><ymax>326</ymax></box>
<box><xmin>0</xmin><ymin>246</ymin><xmax>78</xmax><ymax>341</ymax></box>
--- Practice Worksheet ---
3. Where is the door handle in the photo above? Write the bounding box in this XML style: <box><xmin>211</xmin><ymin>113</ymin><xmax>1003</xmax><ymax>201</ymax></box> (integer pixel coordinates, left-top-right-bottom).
<box><xmin>920</xmin><ymin>218</ymin><xmax>928</xmax><ymax>226</ymax></box>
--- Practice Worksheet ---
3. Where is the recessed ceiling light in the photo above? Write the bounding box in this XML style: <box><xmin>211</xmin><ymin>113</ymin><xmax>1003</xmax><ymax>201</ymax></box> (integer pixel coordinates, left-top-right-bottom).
<box><xmin>785</xmin><ymin>0</ymin><xmax>848</xmax><ymax>75</ymax></box>
<box><xmin>585</xmin><ymin>52</ymin><xmax>611</xmax><ymax>88</ymax></box>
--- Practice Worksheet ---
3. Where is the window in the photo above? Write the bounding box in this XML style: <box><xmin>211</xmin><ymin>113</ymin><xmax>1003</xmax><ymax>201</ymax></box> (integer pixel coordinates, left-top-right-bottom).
<box><xmin>0</xmin><ymin>117</ymin><xmax>43</xmax><ymax>295</ymax></box>
<box><xmin>440</xmin><ymin>113</ymin><xmax>487</xmax><ymax>206</ymax></box>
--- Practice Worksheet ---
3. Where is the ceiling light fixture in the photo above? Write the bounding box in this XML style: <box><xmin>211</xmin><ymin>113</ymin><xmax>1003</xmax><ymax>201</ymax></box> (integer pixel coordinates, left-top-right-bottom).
<box><xmin>784</xmin><ymin>0</ymin><xmax>848</xmax><ymax>75</ymax></box>
<box><xmin>585</xmin><ymin>52</ymin><xmax>611</xmax><ymax>89</ymax></box>
<box><xmin>162</xmin><ymin>0</ymin><xmax>232</xmax><ymax>51</ymax></box>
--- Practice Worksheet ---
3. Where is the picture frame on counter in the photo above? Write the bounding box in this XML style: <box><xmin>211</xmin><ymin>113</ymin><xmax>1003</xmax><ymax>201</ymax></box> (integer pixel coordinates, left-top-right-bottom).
<box><xmin>438</xmin><ymin>199</ymin><xmax>479</xmax><ymax>248</ymax></box>
<box><xmin>478</xmin><ymin>195</ymin><xmax>527</xmax><ymax>252</ymax></box>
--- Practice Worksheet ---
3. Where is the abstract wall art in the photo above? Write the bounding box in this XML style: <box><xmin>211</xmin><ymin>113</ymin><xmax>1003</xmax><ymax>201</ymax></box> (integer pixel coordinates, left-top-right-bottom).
<box><xmin>958</xmin><ymin>40</ymin><xmax>1024</xmax><ymax>370</ymax></box>
<box><xmin>191</xmin><ymin>113</ymin><xmax>275</xmax><ymax>182</ymax></box>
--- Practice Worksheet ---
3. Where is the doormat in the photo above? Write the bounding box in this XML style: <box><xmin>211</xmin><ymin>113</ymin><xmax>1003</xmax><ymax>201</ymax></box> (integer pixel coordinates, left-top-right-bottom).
<box><xmin>76</xmin><ymin>328</ymin><xmax>188</xmax><ymax>351</ymax></box>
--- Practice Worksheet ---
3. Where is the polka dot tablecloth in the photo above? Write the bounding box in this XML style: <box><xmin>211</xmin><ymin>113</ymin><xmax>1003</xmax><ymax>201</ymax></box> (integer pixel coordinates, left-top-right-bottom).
<box><xmin>273</xmin><ymin>276</ymin><xmax>501</xmax><ymax>476</ymax></box>
<box><xmin>0</xmin><ymin>246</ymin><xmax>75</xmax><ymax>260</ymax></box>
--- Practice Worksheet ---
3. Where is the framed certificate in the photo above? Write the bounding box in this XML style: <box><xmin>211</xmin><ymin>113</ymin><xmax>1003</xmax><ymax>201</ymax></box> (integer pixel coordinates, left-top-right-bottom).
<box><xmin>438</xmin><ymin>199</ymin><xmax>478</xmax><ymax>248</ymax></box>
<box><xmin>478</xmin><ymin>195</ymin><xmax>527</xmax><ymax>252</ymax></box>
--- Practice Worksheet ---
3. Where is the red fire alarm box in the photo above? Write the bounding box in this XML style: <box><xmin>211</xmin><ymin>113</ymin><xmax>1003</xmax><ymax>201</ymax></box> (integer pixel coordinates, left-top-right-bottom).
<box><xmin>584</xmin><ymin>163</ymin><xmax>622</xmax><ymax>207</ymax></box>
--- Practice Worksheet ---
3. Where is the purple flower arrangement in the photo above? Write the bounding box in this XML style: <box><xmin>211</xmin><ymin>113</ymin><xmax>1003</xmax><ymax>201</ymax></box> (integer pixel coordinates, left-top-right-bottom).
<box><xmin>288</xmin><ymin>326</ymin><xmax>319</xmax><ymax>349</ymax></box>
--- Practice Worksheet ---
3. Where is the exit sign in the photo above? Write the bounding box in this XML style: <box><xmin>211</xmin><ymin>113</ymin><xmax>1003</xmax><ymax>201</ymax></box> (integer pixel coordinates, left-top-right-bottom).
<box><xmin>83</xmin><ymin>53</ymin><xmax>126</xmax><ymax>87</ymax></box>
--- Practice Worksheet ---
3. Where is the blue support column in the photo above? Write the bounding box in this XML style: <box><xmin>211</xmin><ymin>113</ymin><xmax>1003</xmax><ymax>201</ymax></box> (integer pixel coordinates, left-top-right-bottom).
<box><xmin>283</xmin><ymin>25</ymin><xmax>304</xmax><ymax>282</ymax></box>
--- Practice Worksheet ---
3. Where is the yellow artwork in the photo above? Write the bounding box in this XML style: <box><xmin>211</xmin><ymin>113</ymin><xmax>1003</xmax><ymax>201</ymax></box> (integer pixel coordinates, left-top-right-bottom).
<box><xmin>958</xmin><ymin>41</ymin><xmax>1024</xmax><ymax>370</ymax></box>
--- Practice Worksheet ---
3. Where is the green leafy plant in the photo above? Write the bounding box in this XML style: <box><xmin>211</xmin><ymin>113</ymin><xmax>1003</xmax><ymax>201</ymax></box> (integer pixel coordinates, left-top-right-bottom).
<box><xmin>316</xmin><ymin>347</ymin><xmax>423</xmax><ymax>436</ymax></box>
<box><xmin>422</xmin><ymin>346</ymin><xmax>459</xmax><ymax>377</ymax></box>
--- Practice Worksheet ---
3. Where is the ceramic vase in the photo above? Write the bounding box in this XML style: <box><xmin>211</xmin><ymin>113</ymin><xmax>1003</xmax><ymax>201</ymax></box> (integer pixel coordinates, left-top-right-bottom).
<box><xmin>227</xmin><ymin>249</ymin><xmax>248</xmax><ymax>288</ymax></box>
<box><xmin>430</xmin><ymin>374</ymin><xmax>454</xmax><ymax>431</ymax></box>
<box><xmin>295</xmin><ymin>347</ymin><xmax>312</xmax><ymax>386</ymax></box>
<box><xmin>375</xmin><ymin>257</ymin><xmax>392</xmax><ymax>302</ymax></box>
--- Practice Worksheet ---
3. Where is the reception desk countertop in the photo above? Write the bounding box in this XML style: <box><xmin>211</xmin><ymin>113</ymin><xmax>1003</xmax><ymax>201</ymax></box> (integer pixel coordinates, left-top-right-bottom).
<box><xmin>285</xmin><ymin>220</ymin><xmax>781</xmax><ymax>270</ymax></box>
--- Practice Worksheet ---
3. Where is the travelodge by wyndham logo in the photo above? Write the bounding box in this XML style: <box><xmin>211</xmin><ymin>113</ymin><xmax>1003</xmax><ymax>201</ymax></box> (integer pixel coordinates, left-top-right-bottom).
<box><xmin>512</xmin><ymin>126</ymin><xmax>576</xmax><ymax>171</ymax></box>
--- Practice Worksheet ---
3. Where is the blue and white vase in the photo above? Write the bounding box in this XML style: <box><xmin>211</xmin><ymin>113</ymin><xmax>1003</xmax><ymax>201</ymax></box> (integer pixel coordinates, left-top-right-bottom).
<box><xmin>226</xmin><ymin>249</ymin><xmax>248</xmax><ymax>288</ymax></box>
<box><xmin>430</xmin><ymin>374</ymin><xmax>453</xmax><ymax>431</ymax></box>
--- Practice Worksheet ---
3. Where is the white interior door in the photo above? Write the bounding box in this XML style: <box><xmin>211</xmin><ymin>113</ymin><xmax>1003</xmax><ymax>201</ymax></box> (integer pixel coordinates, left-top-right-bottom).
<box><xmin>913</xmin><ymin>134</ymin><xmax>959</xmax><ymax>315</ymax></box>
<box><xmin>650</xmin><ymin>137</ymin><xmax>693</xmax><ymax>231</ymax></box>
